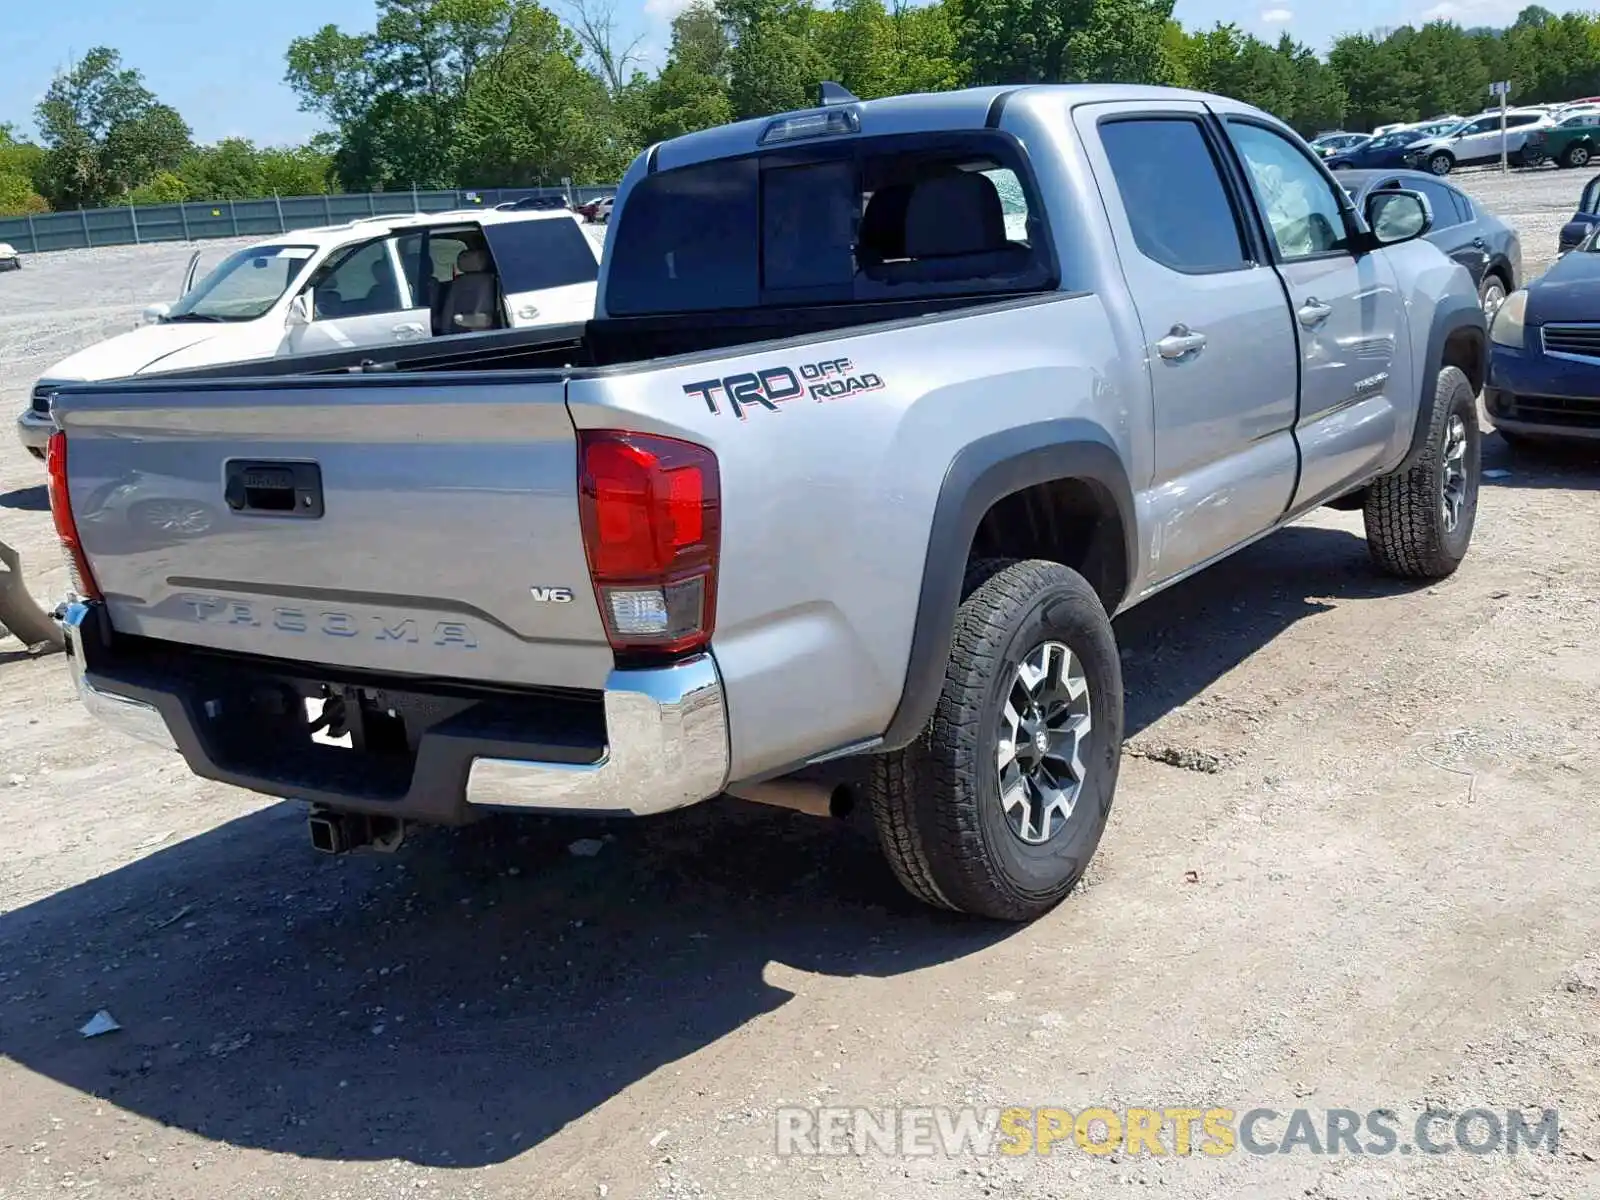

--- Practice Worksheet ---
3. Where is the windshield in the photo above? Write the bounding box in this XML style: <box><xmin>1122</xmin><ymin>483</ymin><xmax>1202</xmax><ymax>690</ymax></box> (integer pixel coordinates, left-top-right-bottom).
<box><xmin>167</xmin><ymin>244</ymin><xmax>317</xmax><ymax>321</ymax></box>
<box><xmin>1370</xmin><ymin>132</ymin><xmax>1421</xmax><ymax>149</ymax></box>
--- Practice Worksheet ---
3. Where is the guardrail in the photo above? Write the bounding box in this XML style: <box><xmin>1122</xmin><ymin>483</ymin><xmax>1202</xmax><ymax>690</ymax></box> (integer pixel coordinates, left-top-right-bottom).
<box><xmin>0</xmin><ymin>185</ymin><xmax>618</xmax><ymax>255</ymax></box>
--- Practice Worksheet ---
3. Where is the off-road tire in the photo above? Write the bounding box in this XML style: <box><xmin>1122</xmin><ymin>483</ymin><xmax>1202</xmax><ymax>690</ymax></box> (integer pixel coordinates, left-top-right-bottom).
<box><xmin>867</xmin><ymin>558</ymin><xmax>1124</xmax><ymax>922</ymax></box>
<box><xmin>1363</xmin><ymin>365</ymin><xmax>1481</xmax><ymax>579</ymax></box>
<box><xmin>1428</xmin><ymin>151</ymin><xmax>1454</xmax><ymax>176</ymax></box>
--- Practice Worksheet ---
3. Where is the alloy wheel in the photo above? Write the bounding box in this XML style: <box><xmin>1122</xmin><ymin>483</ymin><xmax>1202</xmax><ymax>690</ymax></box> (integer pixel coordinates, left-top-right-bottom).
<box><xmin>1481</xmin><ymin>279</ymin><xmax>1506</xmax><ymax>321</ymax></box>
<box><xmin>996</xmin><ymin>641</ymin><xmax>1093</xmax><ymax>846</ymax></box>
<box><xmin>1441</xmin><ymin>413</ymin><xmax>1470</xmax><ymax>534</ymax></box>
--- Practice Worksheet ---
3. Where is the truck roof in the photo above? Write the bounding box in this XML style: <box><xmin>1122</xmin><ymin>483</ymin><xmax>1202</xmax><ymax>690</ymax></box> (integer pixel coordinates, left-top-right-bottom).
<box><xmin>647</xmin><ymin>83</ymin><xmax>1248</xmax><ymax>174</ymax></box>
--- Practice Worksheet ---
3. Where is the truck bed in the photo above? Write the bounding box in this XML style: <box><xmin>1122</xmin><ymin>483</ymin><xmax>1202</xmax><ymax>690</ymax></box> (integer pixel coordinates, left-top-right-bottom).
<box><xmin>149</xmin><ymin>293</ymin><xmax>1040</xmax><ymax>383</ymax></box>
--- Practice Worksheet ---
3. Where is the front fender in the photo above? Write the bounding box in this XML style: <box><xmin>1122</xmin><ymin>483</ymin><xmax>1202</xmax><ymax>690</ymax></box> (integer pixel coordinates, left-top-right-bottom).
<box><xmin>1398</xmin><ymin>286</ymin><xmax>1486</xmax><ymax>473</ymax></box>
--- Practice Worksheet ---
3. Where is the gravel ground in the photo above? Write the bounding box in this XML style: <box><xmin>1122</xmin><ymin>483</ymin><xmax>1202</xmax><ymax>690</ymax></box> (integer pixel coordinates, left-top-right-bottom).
<box><xmin>4</xmin><ymin>178</ymin><xmax>1600</xmax><ymax>1200</ymax></box>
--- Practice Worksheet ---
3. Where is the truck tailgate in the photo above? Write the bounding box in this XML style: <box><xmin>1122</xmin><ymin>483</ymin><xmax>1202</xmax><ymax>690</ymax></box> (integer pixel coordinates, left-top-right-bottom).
<box><xmin>55</xmin><ymin>376</ymin><xmax>614</xmax><ymax>691</ymax></box>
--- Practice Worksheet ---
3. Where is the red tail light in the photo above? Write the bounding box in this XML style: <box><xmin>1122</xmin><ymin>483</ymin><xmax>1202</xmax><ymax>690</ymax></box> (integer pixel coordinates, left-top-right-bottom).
<box><xmin>45</xmin><ymin>432</ymin><xmax>102</xmax><ymax>602</ymax></box>
<box><xmin>578</xmin><ymin>430</ymin><xmax>719</xmax><ymax>658</ymax></box>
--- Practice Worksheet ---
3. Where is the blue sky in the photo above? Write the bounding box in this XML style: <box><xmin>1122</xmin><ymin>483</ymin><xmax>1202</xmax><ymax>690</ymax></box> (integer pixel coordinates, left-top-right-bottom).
<box><xmin>0</xmin><ymin>0</ymin><xmax>1556</xmax><ymax>146</ymax></box>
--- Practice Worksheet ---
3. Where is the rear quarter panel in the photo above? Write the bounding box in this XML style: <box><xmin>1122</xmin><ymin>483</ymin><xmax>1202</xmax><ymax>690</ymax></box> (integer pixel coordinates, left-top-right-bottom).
<box><xmin>567</xmin><ymin>293</ymin><xmax>1133</xmax><ymax>781</ymax></box>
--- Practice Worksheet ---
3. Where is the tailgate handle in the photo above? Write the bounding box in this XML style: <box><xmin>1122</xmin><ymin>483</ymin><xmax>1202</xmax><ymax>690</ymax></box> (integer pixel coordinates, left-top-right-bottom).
<box><xmin>224</xmin><ymin>461</ymin><xmax>325</xmax><ymax>519</ymax></box>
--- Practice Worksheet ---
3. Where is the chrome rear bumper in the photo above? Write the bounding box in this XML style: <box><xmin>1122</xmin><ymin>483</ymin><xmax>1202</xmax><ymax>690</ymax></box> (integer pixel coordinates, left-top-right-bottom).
<box><xmin>61</xmin><ymin>601</ymin><xmax>730</xmax><ymax>820</ymax></box>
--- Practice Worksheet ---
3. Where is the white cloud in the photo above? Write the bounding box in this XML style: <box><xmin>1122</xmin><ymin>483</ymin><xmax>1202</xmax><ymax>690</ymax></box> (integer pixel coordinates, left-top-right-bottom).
<box><xmin>1260</xmin><ymin>7</ymin><xmax>1294</xmax><ymax>21</ymax></box>
<box><xmin>643</xmin><ymin>0</ymin><xmax>693</xmax><ymax>17</ymax></box>
<box><xmin>1411</xmin><ymin>0</ymin><xmax>1524</xmax><ymax>23</ymax></box>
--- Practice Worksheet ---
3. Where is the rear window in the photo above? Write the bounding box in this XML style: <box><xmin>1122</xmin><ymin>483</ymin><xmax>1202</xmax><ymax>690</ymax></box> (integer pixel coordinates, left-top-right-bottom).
<box><xmin>483</xmin><ymin>218</ymin><xmax>599</xmax><ymax>293</ymax></box>
<box><xmin>605</xmin><ymin>132</ymin><xmax>1056</xmax><ymax>316</ymax></box>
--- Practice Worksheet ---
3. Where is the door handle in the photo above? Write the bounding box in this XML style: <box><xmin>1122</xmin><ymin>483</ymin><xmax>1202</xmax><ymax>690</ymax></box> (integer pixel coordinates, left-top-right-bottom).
<box><xmin>393</xmin><ymin>322</ymin><xmax>427</xmax><ymax>339</ymax></box>
<box><xmin>1156</xmin><ymin>324</ymin><xmax>1207</xmax><ymax>359</ymax></box>
<box><xmin>1297</xmin><ymin>298</ymin><xmax>1333</xmax><ymax>328</ymax></box>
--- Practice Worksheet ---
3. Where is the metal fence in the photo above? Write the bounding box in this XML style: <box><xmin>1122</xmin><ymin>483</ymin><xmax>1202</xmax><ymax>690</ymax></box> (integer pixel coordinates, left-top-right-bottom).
<box><xmin>0</xmin><ymin>185</ymin><xmax>618</xmax><ymax>255</ymax></box>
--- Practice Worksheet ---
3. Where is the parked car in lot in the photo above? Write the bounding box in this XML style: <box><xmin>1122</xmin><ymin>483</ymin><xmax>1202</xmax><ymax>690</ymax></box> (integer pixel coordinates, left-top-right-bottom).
<box><xmin>1372</xmin><ymin>115</ymin><xmax>1464</xmax><ymax>138</ymax></box>
<box><xmin>15</xmin><ymin>206</ymin><xmax>602</xmax><ymax>461</ymax></box>
<box><xmin>46</xmin><ymin>82</ymin><xmax>1487</xmax><ymax>922</ymax></box>
<box><xmin>0</xmin><ymin>242</ymin><xmax>19</xmax><ymax>270</ymax></box>
<box><xmin>575</xmin><ymin>195</ymin><xmax>614</xmax><ymax>222</ymax></box>
<box><xmin>1335</xmin><ymin>168</ymin><xmax>1520</xmax><ymax>316</ymax></box>
<box><xmin>493</xmin><ymin>195</ymin><xmax>571</xmax><ymax>212</ymax></box>
<box><xmin>1486</xmin><ymin>233</ymin><xmax>1600</xmax><ymax>444</ymax></box>
<box><xmin>1557</xmin><ymin>173</ymin><xmax>1600</xmax><ymax>254</ymax></box>
<box><xmin>1404</xmin><ymin>110</ymin><xmax>1552</xmax><ymax>174</ymax></box>
<box><xmin>1524</xmin><ymin>110</ymin><xmax>1600</xmax><ymax>168</ymax></box>
<box><xmin>1310</xmin><ymin>131</ymin><xmax>1371</xmax><ymax>158</ymax></box>
<box><xmin>1324</xmin><ymin>128</ymin><xmax>1434</xmax><ymax>171</ymax></box>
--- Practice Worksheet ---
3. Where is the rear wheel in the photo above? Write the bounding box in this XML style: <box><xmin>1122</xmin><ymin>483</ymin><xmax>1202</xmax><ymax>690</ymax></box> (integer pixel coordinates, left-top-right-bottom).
<box><xmin>868</xmin><ymin>559</ymin><xmax>1123</xmax><ymax>922</ymax></box>
<box><xmin>1363</xmin><ymin>365</ymin><xmax>1481</xmax><ymax>579</ymax></box>
<box><xmin>1563</xmin><ymin>143</ymin><xmax>1593</xmax><ymax>169</ymax></box>
<box><xmin>1428</xmin><ymin>151</ymin><xmax>1454</xmax><ymax>176</ymax></box>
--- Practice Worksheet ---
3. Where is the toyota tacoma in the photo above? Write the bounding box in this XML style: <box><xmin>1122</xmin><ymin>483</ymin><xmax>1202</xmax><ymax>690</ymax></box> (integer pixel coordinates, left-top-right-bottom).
<box><xmin>46</xmin><ymin>83</ymin><xmax>1488</xmax><ymax>921</ymax></box>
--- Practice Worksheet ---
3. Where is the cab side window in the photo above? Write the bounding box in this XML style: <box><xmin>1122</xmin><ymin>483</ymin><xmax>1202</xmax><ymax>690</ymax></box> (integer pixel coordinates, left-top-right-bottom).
<box><xmin>1099</xmin><ymin>117</ymin><xmax>1249</xmax><ymax>274</ymax></box>
<box><xmin>1226</xmin><ymin>121</ymin><xmax>1351</xmax><ymax>261</ymax></box>
<box><xmin>306</xmin><ymin>239</ymin><xmax>404</xmax><ymax>320</ymax></box>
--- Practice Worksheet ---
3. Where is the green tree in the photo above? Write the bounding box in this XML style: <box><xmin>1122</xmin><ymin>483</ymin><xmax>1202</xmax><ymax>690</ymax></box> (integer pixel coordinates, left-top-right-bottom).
<box><xmin>720</xmin><ymin>0</ymin><xmax>831</xmax><ymax>120</ymax></box>
<box><xmin>258</xmin><ymin>145</ymin><xmax>338</xmax><ymax>194</ymax></box>
<box><xmin>955</xmin><ymin>0</ymin><xmax>1172</xmax><ymax>86</ymax></box>
<box><xmin>34</xmin><ymin>47</ymin><xmax>192</xmax><ymax>208</ymax></box>
<box><xmin>125</xmin><ymin>170</ymin><xmax>189</xmax><ymax>205</ymax></box>
<box><xmin>889</xmin><ymin>0</ymin><xmax>961</xmax><ymax>93</ymax></box>
<box><xmin>177</xmin><ymin>138</ymin><xmax>267</xmax><ymax>199</ymax></box>
<box><xmin>815</xmin><ymin>0</ymin><xmax>899</xmax><ymax>99</ymax></box>
<box><xmin>621</xmin><ymin>2</ymin><xmax>733</xmax><ymax>144</ymax></box>
<box><xmin>454</xmin><ymin>2</ymin><xmax>635</xmax><ymax>182</ymax></box>
<box><xmin>287</xmin><ymin>0</ymin><xmax>625</xmax><ymax>190</ymax></box>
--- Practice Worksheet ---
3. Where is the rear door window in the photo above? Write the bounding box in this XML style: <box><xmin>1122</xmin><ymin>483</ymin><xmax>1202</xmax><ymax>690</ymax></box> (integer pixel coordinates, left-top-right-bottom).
<box><xmin>605</xmin><ymin>132</ymin><xmax>1056</xmax><ymax>316</ymax></box>
<box><xmin>483</xmin><ymin>218</ymin><xmax>600</xmax><ymax>293</ymax></box>
<box><xmin>1099</xmin><ymin>117</ymin><xmax>1249</xmax><ymax>273</ymax></box>
<box><xmin>1409</xmin><ymin>178</ymin><xmax>1464</xmax><ymax>230</ymax></box>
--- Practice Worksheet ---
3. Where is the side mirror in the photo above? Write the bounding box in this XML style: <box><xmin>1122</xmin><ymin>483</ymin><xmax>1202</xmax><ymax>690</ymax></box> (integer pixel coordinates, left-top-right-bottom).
<box><xmin>1364</xmin><ymin>189</ymin><xmax>1432</xmax><ymax>247</ymax></box>
<box><xmin>140</xmin><ymin>302</ymin><xmax>170</xmax><ymax>326</ymax></box>
<box><xmin>286</xmin><ymin>293</ymin><xmax>311</xmax><ymax>327</ymax></box>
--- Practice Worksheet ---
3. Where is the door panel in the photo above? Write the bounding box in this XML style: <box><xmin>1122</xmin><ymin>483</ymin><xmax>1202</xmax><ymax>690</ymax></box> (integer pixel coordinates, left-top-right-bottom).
<box><xmin>282</xmin><ymin>235</ymin><xmax>428</xmax><ymax>356</ymax></box>
<box><xmin>1225</xmin><ymin>119</ymin><xmax>1402</xmax><ymax>510</ymax></box>
<box><xmin>1080</xmin><ymin>103</ymin><xmax>1300</xmax><ymax>585</ymax></box>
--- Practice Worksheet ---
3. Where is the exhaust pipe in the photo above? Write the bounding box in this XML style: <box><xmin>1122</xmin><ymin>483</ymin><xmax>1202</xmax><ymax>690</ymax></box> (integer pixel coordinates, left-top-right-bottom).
<box><xmin>726</xmin><ymin>779</ymin><xmax>856</xmax><ymax>820</ymax></box>
<box><xmin>308</xmin><ymin>808</ymin><xmax>407</xmax><ymax>854</ymax></box>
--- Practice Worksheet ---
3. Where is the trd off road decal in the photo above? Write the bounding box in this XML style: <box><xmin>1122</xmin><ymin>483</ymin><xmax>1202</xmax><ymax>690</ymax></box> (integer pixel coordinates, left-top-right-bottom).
<box><xmin>682</xmin><ymin>357</ymin><xmax>885</xmax><ymax>419</ymax></box>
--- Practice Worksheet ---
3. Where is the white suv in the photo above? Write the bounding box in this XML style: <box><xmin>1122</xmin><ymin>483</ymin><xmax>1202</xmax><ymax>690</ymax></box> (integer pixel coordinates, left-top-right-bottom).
<box><xmin>16</xmin><ymin>207</ymin><xmax>602</xmax><ymax>459</ymax></box>
<box><xmin>1406</xmin><ymin>109</ymin><xmax>1553</xmax><ymax>175</ymax></box>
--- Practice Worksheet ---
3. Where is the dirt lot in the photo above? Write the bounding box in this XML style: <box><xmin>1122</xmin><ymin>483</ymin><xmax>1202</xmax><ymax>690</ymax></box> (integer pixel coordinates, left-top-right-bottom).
<box><xmin>4</xmin><ymin>173</ymin><xmax>1600</xmax><ymax>1200</ymax></box>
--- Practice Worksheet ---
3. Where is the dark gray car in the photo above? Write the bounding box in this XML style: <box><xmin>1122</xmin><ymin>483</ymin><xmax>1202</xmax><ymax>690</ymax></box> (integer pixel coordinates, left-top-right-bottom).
<box><xmin>1338</xmin><ymin>168</ymin><xmax>1521</xmax><ymax>318</ymax></box>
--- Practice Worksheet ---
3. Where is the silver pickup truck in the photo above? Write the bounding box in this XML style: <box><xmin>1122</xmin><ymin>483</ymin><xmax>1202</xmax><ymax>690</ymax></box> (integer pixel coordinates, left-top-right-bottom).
<box><xmin>46</xmin><ymin>83</ymin><xmax>1487</xmax><ymax>922</ymax></box>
